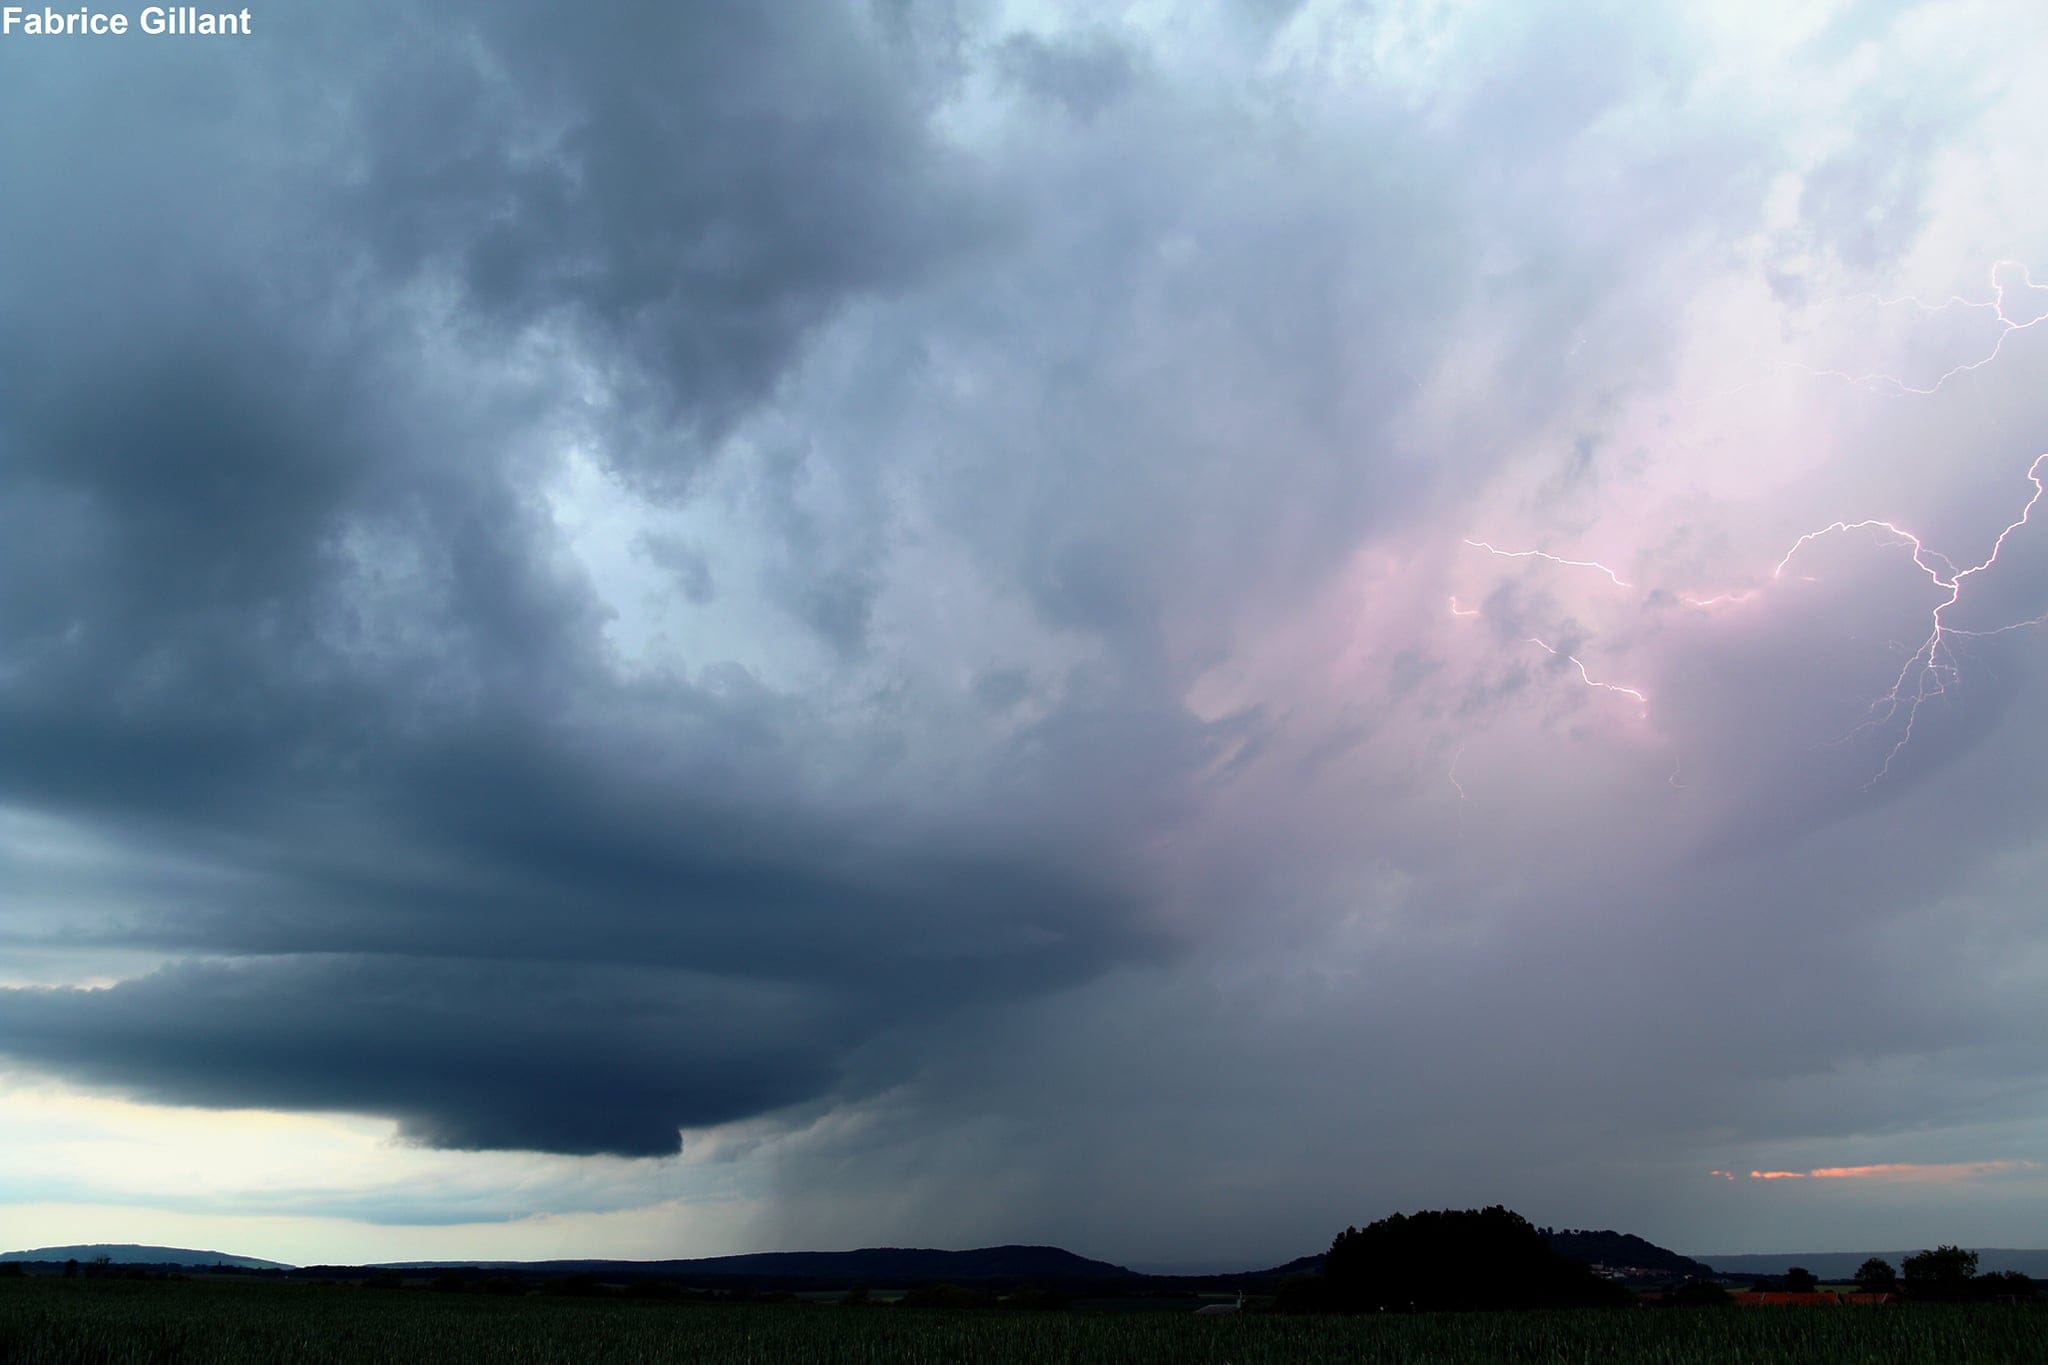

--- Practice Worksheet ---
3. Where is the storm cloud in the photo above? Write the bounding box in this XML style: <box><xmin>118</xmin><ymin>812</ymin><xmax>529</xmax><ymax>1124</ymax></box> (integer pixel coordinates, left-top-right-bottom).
<box><xmin>3</xmin><ymin>0</ymin><xmax>2048</xmax><ymax>1262</ymax></box>
<box><xmin>0</xmin><ymin>0</ymin><xmax>1167</xmax><ymax>1158</ymax></box>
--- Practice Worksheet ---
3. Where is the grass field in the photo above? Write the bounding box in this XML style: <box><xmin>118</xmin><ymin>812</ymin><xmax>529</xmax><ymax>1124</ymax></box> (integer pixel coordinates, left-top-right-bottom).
<box><xmin>4</xmin><ymin>1277</ymin><xmax>2045</xmax><ymax>1363</ymax></box>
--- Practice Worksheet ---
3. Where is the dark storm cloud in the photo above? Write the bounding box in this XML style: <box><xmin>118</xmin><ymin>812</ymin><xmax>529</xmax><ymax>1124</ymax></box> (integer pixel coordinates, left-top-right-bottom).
<box><xmin>340</xmin><ymin>1</ymin><xmax>991</xmax><ymax>483</ymax></box>
<box><xmin>0</xmin><ymin>0</ymin><xmax>1162</xmax><ymax>1155</ymax></box>
<box><xmin>0</xmin><ymin>957</ymin><xmax>838</xmax><ymax>1157</ymax></box>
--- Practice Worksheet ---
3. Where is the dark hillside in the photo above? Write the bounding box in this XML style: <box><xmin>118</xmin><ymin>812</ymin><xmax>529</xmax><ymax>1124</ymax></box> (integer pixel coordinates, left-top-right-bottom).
<box><xmin>1545</xmin><ymin>1229</ymin><xmax>1714</xmax><ymax>1279</ymax></box>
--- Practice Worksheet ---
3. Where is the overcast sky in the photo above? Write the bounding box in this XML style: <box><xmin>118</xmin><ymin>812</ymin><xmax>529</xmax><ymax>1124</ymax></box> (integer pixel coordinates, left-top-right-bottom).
<box><xmin>4</xmin><ymin>0</ymin><xmax>2048</xmax><ymax>1270</ymax></box>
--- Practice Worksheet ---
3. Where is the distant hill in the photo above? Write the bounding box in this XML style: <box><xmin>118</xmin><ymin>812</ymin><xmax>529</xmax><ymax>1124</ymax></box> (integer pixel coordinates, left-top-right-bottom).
<box><xmin>376</xmin><ymin>1245</ymin><xmax>1132</xmax><ymax>1285</ymax></box>
<box><xmin>1700</xmin><ymin>1249</ymin><xmax>2048</xmax><ymax>1279</ymax></box>
<box><xmin>1</xmin><ymin>1244</ymin><xmax>292</xmax><ymax>1270</ymax></box>
<box><xmin>1252</xmin><ymin>1229</ymin><xmax>1709</xmax><ymax>1283</ymax></box>
<box><xmin>1249</xmin><ymin>1253</ymin><xmax>1327</xmax><ymax>1279</ymax></box>
<box><xmin>1546</xmin><ymin>1229</ymin><xmax>1714</xmax><ymax>1279</ymax></box>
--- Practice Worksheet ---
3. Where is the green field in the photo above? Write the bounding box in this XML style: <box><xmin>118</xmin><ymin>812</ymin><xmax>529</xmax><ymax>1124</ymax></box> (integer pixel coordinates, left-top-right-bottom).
<box><xmin>4</xmin><ymin>1278</ymin><xmax>2045</xmax><ymax>1364</ymax></box>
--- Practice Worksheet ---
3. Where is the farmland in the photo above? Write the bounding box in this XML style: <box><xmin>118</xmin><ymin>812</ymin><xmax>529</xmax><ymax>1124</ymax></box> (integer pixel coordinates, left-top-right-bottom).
<box><xmin>4</xmin><ymin>1278</ymin><xmax>2047</xmax><ymax>1364</ymax></box>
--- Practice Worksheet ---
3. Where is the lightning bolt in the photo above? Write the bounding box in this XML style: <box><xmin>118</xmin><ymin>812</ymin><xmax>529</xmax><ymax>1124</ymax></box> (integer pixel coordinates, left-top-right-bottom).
<box><xmin>1771</xmin><ymin>522</ymin><xmax>1958</xmax><ymax>584</ymax></box>
<box><xmin>1680</xmin><ymin>589</ymin><xmax>1761</xmax><ymax>609</ymax></box>
<box><xmin>1445</xmin><ymin>743</ymin><xmax>1471</xmax><ymax>831</ymax></box>
<box><xmin>1461</xmin><ymin>262</ymin><xmax>2045</xmax><ymax>784</ymax></box>
<box><xmin>1453</xmin><ymin>543</ymin><xmax>1649</xmax><ymax>705</ymax></box>
<box><xmin>1469</xmin><ymin>451</ymin><xmax>2047</xmax><ymax>780</ymax></box>
<box><xmin>1777</xmin><ymin>452</ymin><xmax>2048</xmax><ymax>782</ymax></box>
<box><xmin>1797</xmin><ymin>260</ymin><xmax>2048</xmax><ymax>396</ymax></box>
<box><xmin>1447</xmin><ymin>595</ymin><xmax>1648</xmax><ymax>709</ymax></box>
<box><xmin>1460</xmin><ymin>539</ymin><xmax>1634</xmax><ymax>589</ymax></box>
<box><xmin>1522</xmin><ymin>636</ymin><xmax>1647</xmax><ymax>706</ymax></box>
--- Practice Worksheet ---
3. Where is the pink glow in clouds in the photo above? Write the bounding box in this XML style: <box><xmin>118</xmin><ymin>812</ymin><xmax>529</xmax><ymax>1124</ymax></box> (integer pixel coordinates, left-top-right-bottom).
<box><xmin>1460</xmin><ymin>438</ymin><xmax>2048</xmax><ymax>782</ymax></box>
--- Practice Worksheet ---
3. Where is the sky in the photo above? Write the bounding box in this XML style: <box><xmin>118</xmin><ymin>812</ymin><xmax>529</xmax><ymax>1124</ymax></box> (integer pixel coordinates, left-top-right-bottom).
<box><xmin>3</xmin><ymin>0</ymin><xmax>2048</xmax><ymax>1271</ymax></box>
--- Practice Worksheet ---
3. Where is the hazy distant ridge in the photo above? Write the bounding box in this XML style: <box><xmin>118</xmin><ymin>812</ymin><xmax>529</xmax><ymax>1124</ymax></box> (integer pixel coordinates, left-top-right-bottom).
<box><xmin>0</xmin><ymin>1244</ymin><xmax>293</xmax><ymax>1270</ymax></box>
<box><xmin>375</xmin><ymin>1244</ymin><xmax>1132</xmax><ymax>1282</ymax></box>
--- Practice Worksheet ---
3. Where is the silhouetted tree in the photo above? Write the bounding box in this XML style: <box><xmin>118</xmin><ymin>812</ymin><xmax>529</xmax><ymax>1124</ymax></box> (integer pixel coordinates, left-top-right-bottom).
<box><xmin>1902</xmin><ymin>1245</ymin><xmax>1977</xmax><ymax>1301</ymax></box>
<box><xmin>1854</xmin><ymin>1258</ymin><xmax>1897</xmax><ymax>1294</ymax></box>
<box><xmin>1322</xmin><ymin>1206</ymin><xmax>1629</xmax><ymax>1312</ymax></box>
<box><xmin>1972</xmin><ymin>1270</ymin><xmax>2035</xmax><ymax>1301</ymax></box>
<box><xmin>1784</xmin><ymin>1266</ymin><xmax>1818</xmax><ymax>1292</ymax></box>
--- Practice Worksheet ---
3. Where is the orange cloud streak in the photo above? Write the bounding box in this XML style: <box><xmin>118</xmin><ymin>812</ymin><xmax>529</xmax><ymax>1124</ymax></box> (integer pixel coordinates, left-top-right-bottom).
<box><xmin>1721</xmin><ymin>1160</ymin><xmax>2041</xmax><ymax>1184</ymax></box>
<box><xmin>1806</xmin><ymin>1161</ymin><xmax>2040</xmax><ymax>1182</ymax></box>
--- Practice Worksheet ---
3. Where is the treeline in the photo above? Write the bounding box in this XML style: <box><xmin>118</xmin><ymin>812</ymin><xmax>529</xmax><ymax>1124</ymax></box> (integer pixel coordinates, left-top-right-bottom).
<box><xmin>1739</xmin><ymin>1248</ymin><xmax>2037</xmax><ymax>1302</ymax></box>
<box><xmin>0</xmin><ymin>1259</ymin><xmax>194</xmax><ymax>1283</ymax></box>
